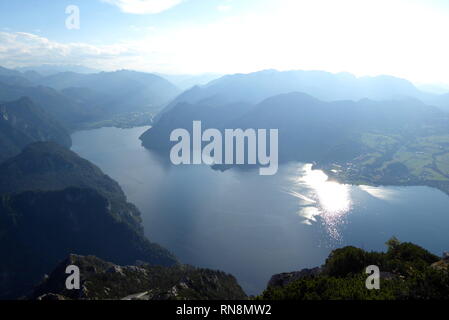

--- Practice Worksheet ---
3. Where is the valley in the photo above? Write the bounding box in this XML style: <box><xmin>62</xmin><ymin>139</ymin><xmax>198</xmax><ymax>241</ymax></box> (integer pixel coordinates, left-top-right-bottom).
<box><xmin>72</xmin><ymin>126</ymin><xmax>449</xmax><ymax>295</ymax></box>
<box><xmin>1</xmin><ymin>65</ymin><xmax>449</xmax><ymax>300</ymax></box>
<box><xmin>3</xmin><ymin>0</ymin><xmax>449</xmax><ymax>304</ymax></box>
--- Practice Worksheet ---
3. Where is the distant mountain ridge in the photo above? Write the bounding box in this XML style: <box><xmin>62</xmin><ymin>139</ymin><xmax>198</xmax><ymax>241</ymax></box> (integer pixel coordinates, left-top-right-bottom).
<box><xmin>0</xmin><ymin>80</ymin><xmax>105</xmax><ymax>129</ymax></box>
<box><xmin>0</xmin><ymin>97</ymin><xmax>71</xmax><ymax>163</ymax></box>
<box><xmin>16</xmin><ymin>64</ymin><xmax>99</xmax><ymax>76</ymax></box>
<box><xmin>0</xmin><ymin>66</ymin><xmax>181</xmax><ymax>130</ymax></box>
<box><xmin>156</xmin><ymin>72</ymin><xmax>223</xmax><ymax>90</ymax></box>
<box><xmin>37</xmin><ymin>70</ymin><xmax>180</xmax><ymax>116</ymax></box>
<box><xmin>157</xmin><ymin>70</ymin><xmax>449</xmax><ymax>122</ymax></box>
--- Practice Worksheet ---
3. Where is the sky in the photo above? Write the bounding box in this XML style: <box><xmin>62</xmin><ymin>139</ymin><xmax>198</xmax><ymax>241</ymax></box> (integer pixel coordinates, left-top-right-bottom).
<box><xmin>1</xmin><ymin>0</ymin><xmax>449</xmax><ymax>86</ymax></box>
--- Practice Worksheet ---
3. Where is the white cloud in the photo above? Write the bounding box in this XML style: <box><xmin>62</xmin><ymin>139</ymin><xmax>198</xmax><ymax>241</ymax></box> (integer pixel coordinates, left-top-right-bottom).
<box><xmin>217</xmin><ymin>5</ymin><xmax>232</xmax><ymax>12</ymax></box>
<box><xmin>128</xmin><ymin>25</ymin><xmax>157</xmax><ymax>32</ymax></box>
<box><xmin>146</xmin><ymin>0</ymin><xmax>449</xmax><ymax>84</ymax></box>
<box><xmin>0</xmin><ymin>31</ymin><xmax>135</xmax><ymax>70</ymax></box>
<box><xmin>2</xmin><ymin>0</ymin><xmax>449</xmax><ymax>84</ymax></box>
<box><xmin>101</xmin><ymin>0</ymin><xmax>183</xmax><ymax>14</ymax></box>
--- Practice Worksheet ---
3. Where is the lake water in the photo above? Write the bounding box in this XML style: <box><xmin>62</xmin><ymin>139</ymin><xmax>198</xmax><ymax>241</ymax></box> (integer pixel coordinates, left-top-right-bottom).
<box><xmin>72</xmin><ymin>126</ymin><xmax>449</xmax><ymax>295</ymax></box>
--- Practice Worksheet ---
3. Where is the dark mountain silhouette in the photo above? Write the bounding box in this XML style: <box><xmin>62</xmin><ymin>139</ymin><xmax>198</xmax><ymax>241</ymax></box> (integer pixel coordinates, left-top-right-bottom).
<box><xmin>0</xmin><ymin>187</ymin><xmax>177</xmax><ymax>299</ymax></box>
<box><xmin>0</xmin><ymin>142</ymin><xmax>177</xmax><ymax>299</ymax></box>
<box><xmin>231</xmin><ymin>93</ymin><xmax>444</xmax><ymax>163</ymax></box>
<box><xmin>141</xmin><ymin>90</ymin><xmax>445</xmax><ymax>163</ymax></box>
<box><xmin>140</xmin><ymin>100</ymin><xmax>253</xmax><ymax>151</ymax></box>
<box><xmin>0</xmin><ymin>97</ymin><xmax>71</xmax><ymax>163</ymax></box>
<box><xmin>0</xmin><ymin>142</ymin><xmax>144</xmax><ymax>231</ymax></box>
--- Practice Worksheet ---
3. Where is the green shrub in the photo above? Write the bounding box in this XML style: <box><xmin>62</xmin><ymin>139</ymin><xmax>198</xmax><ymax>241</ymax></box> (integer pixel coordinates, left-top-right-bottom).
<box><xmin>258</xmin><ymin>238</ymin><xmax>448</xmax><ymax>300</ymax></box>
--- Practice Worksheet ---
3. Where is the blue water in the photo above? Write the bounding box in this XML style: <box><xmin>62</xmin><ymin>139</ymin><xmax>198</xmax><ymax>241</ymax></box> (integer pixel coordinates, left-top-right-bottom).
<box><xmin>72</xmin><ymin>126</ymin><xmax>449</xmax><ymax>295</ymax></box>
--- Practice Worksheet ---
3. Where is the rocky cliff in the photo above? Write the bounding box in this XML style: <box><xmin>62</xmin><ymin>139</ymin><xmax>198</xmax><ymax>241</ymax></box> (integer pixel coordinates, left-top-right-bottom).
<box><xmin>31</xmin><ymin>254</ymin><xmax>247</xmax><ymax>300</ymax></box>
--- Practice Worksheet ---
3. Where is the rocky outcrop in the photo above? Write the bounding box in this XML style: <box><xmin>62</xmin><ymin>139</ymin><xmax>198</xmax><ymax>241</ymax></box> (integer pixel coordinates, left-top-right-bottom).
<box><xmin>267</xmin><ymin>267</ymin><xmax>323</xmax><ymax>288</ymax></box>
<box><xmin>268</xmin><ymin>266</ymin><xmax>399</xmax><ymax>290</ymax></box>
<box><xmin>431</xmin><ymin>252</ymin><xmax>449</xmax><ymax>271</ymax></box>
<box><xmin>30</xmin><ymin>254</ymin><xmax>247</xmax><ymax>300</ymax></box>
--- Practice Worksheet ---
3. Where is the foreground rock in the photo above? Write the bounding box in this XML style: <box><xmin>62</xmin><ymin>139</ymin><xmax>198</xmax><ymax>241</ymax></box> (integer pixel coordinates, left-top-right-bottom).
<box><xmin>431</xmin><ymin>252</ymin><xmax>449</xmax><ymax>271</ymax></box>
<box><xmin>260</xmin><ymin>240</ymin><xmax>449</xmax><ymax>300</ymax></box>
<box><xmin>31</xmin><ymin>255</ymin><xmax>247</xmax><ymax>300</ymax></box>
<box><xmin>267</xmin><ymin>267</ymin><xmax>323</xmax><ymax>288</ymax></box>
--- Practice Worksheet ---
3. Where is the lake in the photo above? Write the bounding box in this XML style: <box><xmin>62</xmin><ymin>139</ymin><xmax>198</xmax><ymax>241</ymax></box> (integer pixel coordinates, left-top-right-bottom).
<box><xmin>72</xmin><ymin>126</ymin><xmax>449</xmax><ymax>295</ymax></box>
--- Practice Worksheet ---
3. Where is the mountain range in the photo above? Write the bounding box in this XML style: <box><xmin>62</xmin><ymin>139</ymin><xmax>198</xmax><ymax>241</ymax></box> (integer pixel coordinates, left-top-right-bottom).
<box><xmin>0</xmin><ymin>142</ymin><xmax>177</xmax><ymax>299</ymax></box>
<box><xmin>0</xmin><ymin>66</ymin><xmax>181</xmax><ymax>130</ymax></box>
<box><xmin>142</xmin><ymin>90</ymin><xmax>445</xmax><ymax>160</ymax></box>
<box><xmin>1</xmin><ymin>65</ymin><xmax>449</xmax><ymax>300</ymax></box>
<box><xmin>141</xmin><ymin>69</ymin><xmax>449</xmax><ymax>196</ymax></box>
<box><xmin>16</xmin><ymin>64</ymin><xmax>99</xmax><ymax>76</ymax></box>
<box><xmin>156</xmin><ymin>69</ymin><xmax>449</xmax><ymax>118</ymax></box>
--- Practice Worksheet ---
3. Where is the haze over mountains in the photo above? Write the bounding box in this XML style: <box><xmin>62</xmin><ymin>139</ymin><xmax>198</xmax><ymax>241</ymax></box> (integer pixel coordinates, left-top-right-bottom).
<box><xmin>2</xmin><ymin>64</ymin><xmax>449</xmax><ymax>299</ymax></box>
<box><xmin>0</xmin><ymin>66</ymin><xmax>181</xmax><ymax>130</ymax></box>
<box><xmin>36</xmin><ymin>70</ymin><xmax>180</xmax><ymax>115</ymax></box>
<box><xmin>155</xmin><ymin>73</ymin><xmax>223</xmax><ymax>90</ymax></box>
<box><xmin>140</xmin><ymin>68</ymin><xmax>449</xmax><ymax>196</ymax></box>
<box><xmin>142</xmin><ymin>69</ymin><xmax>449</xmax><ymax>152</ymax></box>
<box><xmin>16</xmin><ymin>65</ymin><xmax>99</xmax><ymax>76</ymax></box>
<box><xmin>2</xmin><ymin>65</ymin><xmax>449</xmax><ymax>140</ymax></box>
<box><xmin>158</xmin><ymin>69</ymin><xmax>449</xmax><ymax>113</ymax></box>
<box><xmin>3</xmin><ymin>63</ymin><xmax>449</xmax><ymax>185</ymax></box>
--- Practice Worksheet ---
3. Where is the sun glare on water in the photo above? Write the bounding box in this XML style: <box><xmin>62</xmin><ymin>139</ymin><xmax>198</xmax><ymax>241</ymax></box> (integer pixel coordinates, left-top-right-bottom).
<box><xmin>287</xmin><ymin>164</ymin><xmax>352</xmax><ymax>241</ymax></box>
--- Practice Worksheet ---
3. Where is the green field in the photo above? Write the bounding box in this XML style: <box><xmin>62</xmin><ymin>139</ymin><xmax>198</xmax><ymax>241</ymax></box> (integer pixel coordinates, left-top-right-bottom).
<box><xmin>323</xmin><ymin>132</ymin><xmax>449</xmax><ymax>194</ymax></box>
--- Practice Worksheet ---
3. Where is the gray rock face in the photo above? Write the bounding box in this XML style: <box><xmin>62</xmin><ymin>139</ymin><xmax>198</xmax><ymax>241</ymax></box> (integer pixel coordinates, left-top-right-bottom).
<box><xmin>30</xmin><ymin>254</ymin><xmax>247</xmax><ymax>300</ymax></box>
<box><xmin>431</xmin><ymin>252</ymin><xmax>449</xmax><ymax>271</ymax></box>
<box><xmin>36</xmin><ymin>293</ymin><xmax>68</xmax><ymax>301</ymax></box>
<box><xmin>267</xmin><ymin>267</ymin><xmax>322</xmax><ymax>288</ymax></box>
